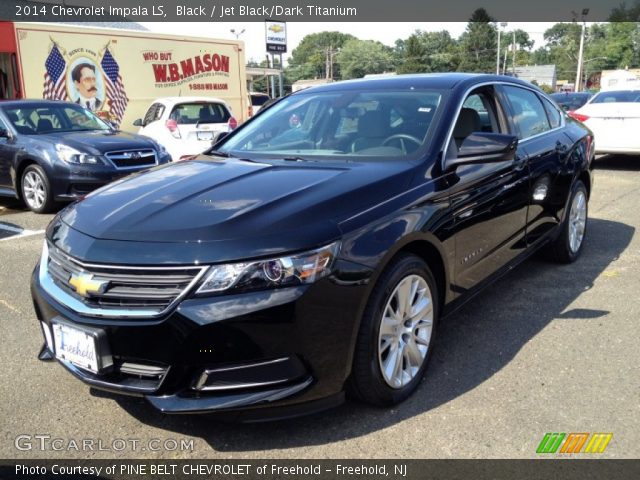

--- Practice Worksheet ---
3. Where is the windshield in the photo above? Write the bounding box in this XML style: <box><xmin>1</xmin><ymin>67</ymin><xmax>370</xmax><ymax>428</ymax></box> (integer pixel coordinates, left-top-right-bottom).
<box><xmin>218</xmin><ymin>88</ymin><xmax>444</xmax><ymax>160</ymax></box>
<box><xmin>550</xmin><ymin>93</ymin><xmax>591</xmax><ymax>110</ymax></box>
<box><xmin>2</xmin><ymin>104</ymin><xmax>111</xmax><ymax>135</ymax></box>
<box><xmin>590</xmin><ymin>90</ymin><xmax>640</xmax><ymax>104</ymax></box>
<box><xmin>251</xmin><ymin>94</ymin><xmax>271</xmax><ymax>106</ymax></box>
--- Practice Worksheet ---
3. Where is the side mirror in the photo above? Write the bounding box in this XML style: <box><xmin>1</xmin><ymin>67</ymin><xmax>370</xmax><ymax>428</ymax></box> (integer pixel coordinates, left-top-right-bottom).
<box><xmin>211</xmin><ymin>131</ymin><xmax>229</xmax><ymax>145</ymax></box>
<box><xmin>447</xmin><ymin>132</ymin><xmax>518</xmax><ymax>171</ymax></box>
<box><xmin>0</xmin><ymin>128</ymin><xmax>11</xmax><ymax>139</ymax></box>
<box><xmin>132</xmin><ymin>118</ymin><xmax>143</xmax><ymax>127</ymax></box>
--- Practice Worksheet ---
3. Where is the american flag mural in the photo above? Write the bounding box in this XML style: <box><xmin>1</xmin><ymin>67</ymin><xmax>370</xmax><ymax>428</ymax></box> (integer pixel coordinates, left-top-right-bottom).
<box><xmin>43</xmin><ymin>44</ymin><xmax>68</xmax><ymax>101</ymax></box>
<box><xmin>101</xmin><ymin>47</ymin><xmax>129</xmax><ymax>126</ymax></box>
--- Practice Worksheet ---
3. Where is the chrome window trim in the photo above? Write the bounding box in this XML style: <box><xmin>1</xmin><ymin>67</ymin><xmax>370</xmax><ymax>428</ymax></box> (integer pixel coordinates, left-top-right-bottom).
<box><xmin>39</xmin><ymin>242</ymin><xmax>207</xmax><ymax>319</ymax></box>
<box><xmin>442</xmin><ymin>80</ymin><xmax>566</xmax><ymax>161</ymax></box>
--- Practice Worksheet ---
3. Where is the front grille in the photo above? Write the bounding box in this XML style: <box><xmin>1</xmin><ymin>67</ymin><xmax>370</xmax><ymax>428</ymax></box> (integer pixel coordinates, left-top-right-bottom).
<box><xmin>105</xmin><ymin>149</ymin><xmax>157</xmax><ymax>169</ymax></box>
<box><xmin>45</xmin><ymin>243</ymin><xmax>206</xmax><ymax>316</ymax></box>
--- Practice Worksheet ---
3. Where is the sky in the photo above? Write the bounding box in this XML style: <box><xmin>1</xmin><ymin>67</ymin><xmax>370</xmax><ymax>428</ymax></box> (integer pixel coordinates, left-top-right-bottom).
<box><xmin>140</xmin><ymin>22</ymin><xmax>560</xmax><ymax>66</ymax></box>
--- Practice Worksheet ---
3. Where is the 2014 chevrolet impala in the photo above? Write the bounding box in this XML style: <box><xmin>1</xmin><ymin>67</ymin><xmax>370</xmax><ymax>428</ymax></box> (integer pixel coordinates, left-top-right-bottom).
<box><xmin>31</xmin><ymin>74</ymin><xmax>594</xmax><ymax>419</ymax></box>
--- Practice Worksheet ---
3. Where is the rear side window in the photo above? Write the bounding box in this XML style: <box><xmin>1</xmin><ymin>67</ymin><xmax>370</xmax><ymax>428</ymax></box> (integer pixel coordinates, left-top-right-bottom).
<box><xmin>143</xmin><ymin>103</ymin><xmax>164</xmax><ymax>126</ymax></box>
<box><xmin>503</xmin><ymin>86</ymin><xmax>551</xmax><ymax>139</ymax></box>
<box><xmin>169</xmin><ymin>103</ymin><xmax>230</xmax><ymax>124</ymax></box>
<box><xmin>541</xmin><ymin>97</ymin><xmax>562</xmax><ymax>129</ymax></box>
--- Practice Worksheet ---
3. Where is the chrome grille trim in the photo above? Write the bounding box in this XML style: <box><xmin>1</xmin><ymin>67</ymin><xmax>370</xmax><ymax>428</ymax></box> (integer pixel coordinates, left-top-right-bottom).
<box><xmin>39</xmin><ymin>242</ymin><xmax>207</xmax><ymax>318</ymax></box>
<box><xmin>105</xmin><ymin>149</ymin><xmax>157</xmax><ymax>170</ymax></box>
<box><xmin>120</xmin><ymin>362</ymin><xmax>168</xmax><ymax>378</ymax></box>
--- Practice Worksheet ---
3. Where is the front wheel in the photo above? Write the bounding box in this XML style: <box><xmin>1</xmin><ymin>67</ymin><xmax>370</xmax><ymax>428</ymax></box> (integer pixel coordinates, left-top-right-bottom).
<box><xmin>21</xmin><ymin>165</ymin><xmax>55</xmax><ymax>214</ymax></box>
<box><xmin>546</xmin><ymin>180</ymin><xmax>588</xmax><ymax>263</ymax></box>
<box><xmin>348</xmin><ymin>254</ymin><xmax>439</xmax><ymax>406</ymax></box>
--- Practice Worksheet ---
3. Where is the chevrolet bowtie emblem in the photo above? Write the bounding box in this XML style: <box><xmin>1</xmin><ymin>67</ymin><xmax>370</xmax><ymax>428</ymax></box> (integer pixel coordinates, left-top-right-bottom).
<box><xmin>68</xmin><ymin>273</ymin><xmax>107</xmax><ymax>297</ymax></box>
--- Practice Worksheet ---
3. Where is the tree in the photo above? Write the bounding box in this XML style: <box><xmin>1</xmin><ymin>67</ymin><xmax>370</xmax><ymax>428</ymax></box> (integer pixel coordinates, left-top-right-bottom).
<box><xmin>396</xmin><ymin>34</ymin><xmax>427</xmax><ymax>74</ymax></box>
<box><xmin>336</xmin><ymin>39</ymin><xmax>395</xmax><ymax>79</ymax></box>
<box><xmin>285</xmin><ymin>31</ymin><xmax>356</xmax><ymax>83</ymax></box>
<box><xmin>396</xmin><ymin>30</ymin><xmax>458</xmax><ymax>74</ymax></box>
<box><xmin>457</xmin><ymin>8</ymin><xmax>497</xmax><ymax>73</ymax></box>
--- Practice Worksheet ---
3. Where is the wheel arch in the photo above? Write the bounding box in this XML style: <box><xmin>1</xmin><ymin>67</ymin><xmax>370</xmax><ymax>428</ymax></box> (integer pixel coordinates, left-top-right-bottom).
<box><xmin>13</xmin><ymin>157</ymin><xmax>40</xmax><ymax>201</ymax></box>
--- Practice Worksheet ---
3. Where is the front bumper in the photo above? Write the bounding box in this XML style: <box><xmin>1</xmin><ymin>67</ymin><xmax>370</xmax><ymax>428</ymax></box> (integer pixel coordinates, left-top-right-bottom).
<box><xmin>31</xmin><ymin>260</ymin><xmax>371</xmax><ymax>418</ymax></box>
<box><xmin>49</xmin><ymin>156</ymin><xmax>171</xmax><ymax>201</ymax></box>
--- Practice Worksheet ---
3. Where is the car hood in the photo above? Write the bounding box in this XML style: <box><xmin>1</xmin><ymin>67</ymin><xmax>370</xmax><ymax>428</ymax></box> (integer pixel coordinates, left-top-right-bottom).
<box><xmin>36</xmin><ymin>130</ymin><xmax>156</xmax><ymax>154</ymax></box>
<box><xmin>53</xmin><ymin>156</ymin><xmax>414</xmax><ymax>263</ymax></box>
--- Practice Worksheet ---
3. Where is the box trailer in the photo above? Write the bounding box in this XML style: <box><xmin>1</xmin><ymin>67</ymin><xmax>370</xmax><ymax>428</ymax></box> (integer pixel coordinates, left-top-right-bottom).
<box><xmin>0</xmin><ymin>22</ymin><xmax>250</xmax><ymax>131</ymax></box>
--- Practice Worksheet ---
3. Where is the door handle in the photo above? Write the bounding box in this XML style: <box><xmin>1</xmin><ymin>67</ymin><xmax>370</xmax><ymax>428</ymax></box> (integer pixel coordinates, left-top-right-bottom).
<box><xmin>513</xmin><ymin>156</ymin><xmax>528</xmax><ymax>171</ymax></box>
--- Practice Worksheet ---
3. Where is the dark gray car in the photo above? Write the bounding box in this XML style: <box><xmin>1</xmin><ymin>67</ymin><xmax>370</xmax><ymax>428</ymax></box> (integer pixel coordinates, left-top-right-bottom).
<box><xmin>0</xmin><ymin>100</ymin><xmax>171</xmax><ymax>213</ymax></box>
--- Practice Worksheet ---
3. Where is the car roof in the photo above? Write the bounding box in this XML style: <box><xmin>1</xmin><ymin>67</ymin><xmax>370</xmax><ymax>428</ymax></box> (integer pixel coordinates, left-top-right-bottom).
<box><xmin>151</xmin><ymin>97</ymin><xmax>229</xmax><ymax>107</ymax></box>
<box><xmin>0</xmin><ymin>99</ymin><xmax>79</xmax><ymax>109</ymax></box>
<box><xmin>300</xmin><ymin>73</ymin><xmax>542</xmax><ymax>94</ymax></box>
<box><xmin>551</xmin><ymin>92</ymin><xmax>591</xmax><ymax>97</ymax></box>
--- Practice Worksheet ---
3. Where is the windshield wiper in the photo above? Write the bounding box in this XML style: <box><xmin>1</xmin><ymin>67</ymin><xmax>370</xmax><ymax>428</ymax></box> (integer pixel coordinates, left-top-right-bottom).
<box><xmin>283</xmin><ymin>156</ymin><xmax>310</xmax><ymax>162</ymax></box>
<box><xmin>207</xmin><ymin>149</ymin><xmax>232</xmax><ymax>158</ymax></box>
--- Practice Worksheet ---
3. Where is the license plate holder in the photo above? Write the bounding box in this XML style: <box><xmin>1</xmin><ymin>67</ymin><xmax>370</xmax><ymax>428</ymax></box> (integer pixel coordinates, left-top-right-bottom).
<box><xmin>52</xmin><ymin>319</ymin><xmax>113</xmax><ymax>374</ymax></box>
<box><xmin>197</xmin><ymin>131</ymin><xmax>214</xmax><ymax>141</ymax></box>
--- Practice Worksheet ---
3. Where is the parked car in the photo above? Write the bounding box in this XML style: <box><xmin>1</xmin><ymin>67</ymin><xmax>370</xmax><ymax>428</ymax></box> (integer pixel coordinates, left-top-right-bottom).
<box><xmin>249</xmin><ymin>91</ymin><xmax>271</xmax><ymax>117</ymax></box>
<box><xmin>550</xmin><ymin>91</ymin><xmax>592</xmax><ymax>111</ymax></box>
<box><xmin>134</xmin><ymin>97</ymin><xmax>237</xmax><ymax>161</ymax></box>
<box><xmin>32</xmin><ymin>74</ymin><xmax>593</xmax><ymax>419</ymax></box>
<box><xmin>0</xmin><ymin>100</ymin><xmax>171</xmax><ymax>213</ymax></box>
<box><xmin>569</xmin><ymin>89</ymin><xmax>640</xmax><ymax>155</ymax></box>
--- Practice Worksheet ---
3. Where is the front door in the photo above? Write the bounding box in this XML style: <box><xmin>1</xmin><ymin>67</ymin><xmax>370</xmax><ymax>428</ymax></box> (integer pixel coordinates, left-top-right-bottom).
<box><xmin>446</xmin><ymin>86</ymin><xmax>530</xmax><ymax>295</ymax></box>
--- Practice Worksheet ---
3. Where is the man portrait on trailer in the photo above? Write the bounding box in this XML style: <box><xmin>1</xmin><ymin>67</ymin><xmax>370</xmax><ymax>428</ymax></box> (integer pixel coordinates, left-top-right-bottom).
<box><xmin>71</xmin><ymin>61</ymin><xmax>102</xmax><ymax>111</ymax></box>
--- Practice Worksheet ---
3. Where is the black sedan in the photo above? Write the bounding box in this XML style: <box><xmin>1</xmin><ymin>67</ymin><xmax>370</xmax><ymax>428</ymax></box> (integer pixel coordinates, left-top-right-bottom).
<box><xmin>31</xmin><ymin>74</ymin><xmax>594</xmax><ymax>419</ymax></box>
<box><xmin>0</xmin><ymin>100</ymin><xmax>171</xmax><ymax>213</ymax></box>
<box><xmin>550</xmin><ymin>91</ymin><xmax>592</xmax><ymax>111</ymax></box>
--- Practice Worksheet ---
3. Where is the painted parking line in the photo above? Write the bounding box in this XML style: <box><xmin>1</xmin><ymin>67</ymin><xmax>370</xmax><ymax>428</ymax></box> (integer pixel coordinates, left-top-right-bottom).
<box><xmin>0</xmin><ymin>222</ymin><xmax>46</xmax><ymax>242</ymax></box>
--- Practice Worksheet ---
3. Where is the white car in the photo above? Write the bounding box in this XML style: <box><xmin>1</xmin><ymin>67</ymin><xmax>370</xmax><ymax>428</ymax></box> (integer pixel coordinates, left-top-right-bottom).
<box><xmin>134</xmin><ymin>97</ymin><xmax>237</xmax><ymax>161</ymax></box>
<box><xmin>570</xmin><ymin>89</ymin><xmax>640</xmax><ymax>155</ymax></box>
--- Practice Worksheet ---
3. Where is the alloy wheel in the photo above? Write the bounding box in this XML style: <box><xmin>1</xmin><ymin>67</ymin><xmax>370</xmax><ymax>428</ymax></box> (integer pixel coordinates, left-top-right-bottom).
<box><xmin>569</xmin><ymin>190</ymin><xmax>587</xmax><ymax>253</ymax></box>
<box><xmin>23</xmin><ymin>170</ymin><xmax>46</xmax><ymax>211</ymax></box>
<box><xmin>378</xmin><ymin>274</ymin><xmax>434</xmax><ymax>389</ymax></box>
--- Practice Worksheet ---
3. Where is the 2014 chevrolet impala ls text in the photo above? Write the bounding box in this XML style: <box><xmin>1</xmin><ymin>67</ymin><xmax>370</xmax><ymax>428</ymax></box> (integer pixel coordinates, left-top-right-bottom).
<box><xmin>31</xmin><ymin>74</ymin><xmax>594</xmax><ymax>419</ymax></box>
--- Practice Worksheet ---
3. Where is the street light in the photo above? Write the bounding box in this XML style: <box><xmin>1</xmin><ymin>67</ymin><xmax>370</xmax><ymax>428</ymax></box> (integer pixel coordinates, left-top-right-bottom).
<box><xmin>230</xmin><ymin>28</ymin><xmax>245</xmax><ymax>40</ymax></box>
<box><xmin>497</xmin><ymin>22</ymin><xmax>507</xmax><ymax>75</ymax></box>
<box><xmin>574</xmin><ymin>8</ymin><xmax>589</xmax><ymax>92</ymax></box>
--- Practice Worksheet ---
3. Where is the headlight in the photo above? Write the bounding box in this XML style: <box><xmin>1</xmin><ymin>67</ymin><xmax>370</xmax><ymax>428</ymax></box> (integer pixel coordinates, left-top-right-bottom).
<box><xmin>196</xmin><ymin>242</ymin><xmax>340</xmax><ymax>295</ymax></box>
<box><xmin>55</xmin><ymin>144</ymin><xmax>103</xmax><ymax>165</ymax></box>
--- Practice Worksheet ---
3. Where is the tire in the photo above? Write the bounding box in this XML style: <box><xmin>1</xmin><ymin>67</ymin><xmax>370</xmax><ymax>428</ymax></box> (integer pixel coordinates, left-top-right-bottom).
<box><xmin>21</xmin><ymin>164</ymin><xmax>55</xmax><ymax>214</ymax></box>
<box><xmin>348</xmin><ymin>254</ymin><xmax>439</xmax><ymax>407</ymax></box>
<box><xmin>546</xmin><ymin>180</ymin><xmax>588</xmax><ymax>263</ymax></box>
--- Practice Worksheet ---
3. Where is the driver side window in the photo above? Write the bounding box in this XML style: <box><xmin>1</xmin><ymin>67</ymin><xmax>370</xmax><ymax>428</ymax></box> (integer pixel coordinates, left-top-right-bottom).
<box><xmin>450</xmin><ymin>89</ymin><xmax>502</xmax><ymax>155</ymax></box>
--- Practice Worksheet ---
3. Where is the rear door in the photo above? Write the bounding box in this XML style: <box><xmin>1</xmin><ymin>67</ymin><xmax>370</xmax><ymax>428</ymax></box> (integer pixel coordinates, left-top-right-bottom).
<box><xmin>499</xmin><ymin>85</ymin><xmax>572</xmax><ymax>245</ymax></box>
<box><xmin>446</xmin><ymin>86</ymin><xmax>530</xmax><ymax>294</ymax></box>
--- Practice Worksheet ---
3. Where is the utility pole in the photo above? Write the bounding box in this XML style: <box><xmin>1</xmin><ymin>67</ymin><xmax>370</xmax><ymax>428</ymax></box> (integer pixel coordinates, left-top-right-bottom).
<box><xmin>574</xmin><ymin>8</ymin><xmax>589</xmax><ymax>92</ymax></box>
<box><xmin>496</xmin><ymin>22</ymin><xmax>507</xmax><ymax>75</ymax></box>
<box><xmin>512</xmin><ymin>30</ymin><xmax>516</xmax><ymax>75</ymax></box>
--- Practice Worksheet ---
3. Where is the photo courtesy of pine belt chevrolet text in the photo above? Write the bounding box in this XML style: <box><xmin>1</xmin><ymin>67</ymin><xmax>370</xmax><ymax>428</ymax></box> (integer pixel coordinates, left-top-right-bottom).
<box><xmin>30</xmin><ymin>74</ymin><xmax>594</xmax><ymax>420</ymax></box>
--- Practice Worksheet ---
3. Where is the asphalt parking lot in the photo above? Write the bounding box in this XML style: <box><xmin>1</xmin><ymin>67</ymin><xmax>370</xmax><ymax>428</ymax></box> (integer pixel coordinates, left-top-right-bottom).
<box><xmin>0</xmin><ymin>155</ymin><xmax>638</xmax><ymax>459</ymax></box>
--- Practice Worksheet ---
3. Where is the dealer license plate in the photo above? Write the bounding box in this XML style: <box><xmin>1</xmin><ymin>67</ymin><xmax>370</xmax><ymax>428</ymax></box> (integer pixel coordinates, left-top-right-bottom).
<box><xmin>197</xmin><ymin>131</ymin><xmax>214</xmax><ymax>141</ymax></box>
<box><xmin>52</xmin><ymin>323</ymin><xmax>99</xmax><ymax>373</ymax></box>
